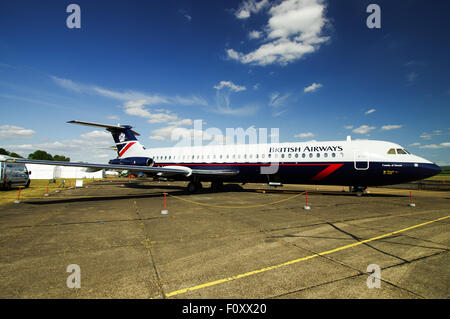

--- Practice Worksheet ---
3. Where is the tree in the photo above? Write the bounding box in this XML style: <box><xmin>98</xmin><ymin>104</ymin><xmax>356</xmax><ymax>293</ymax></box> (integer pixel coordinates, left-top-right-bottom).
<box><xmin>0</xmin><ymin>148</ymin><xmax>23</xmax><ymax>158</ymax></box>
<box><xmin>27</xmin><ymin>150</ymin><xmax>70</xmax><ymax>161</ymax></box>
<box><xmin>28</xmin><ymin>150</ymin><xmax>54</xmax><ymax>161</ymax></box>
<box><xmin>53</xmin><ymin>154</ymin><xmax>70</xmax><ymax>162</ymax></box>
<box><xmin>9</xmin><ymin>152</ymin><xmax>23</xmax><ymax>158</ymax></box>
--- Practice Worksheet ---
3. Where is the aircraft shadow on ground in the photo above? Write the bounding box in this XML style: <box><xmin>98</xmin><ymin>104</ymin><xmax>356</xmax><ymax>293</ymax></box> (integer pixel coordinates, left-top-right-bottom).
<box><xmin>23</xmin><ymin>182</ymin><xmax>406</xmax><ymax>205</ymax></box>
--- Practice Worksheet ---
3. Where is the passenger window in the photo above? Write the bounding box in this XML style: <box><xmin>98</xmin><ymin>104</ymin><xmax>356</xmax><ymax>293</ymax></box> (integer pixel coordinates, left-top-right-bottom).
<box><xmin>316</xmin><ymin>153</ymin><xmax>320</xmax><ymax>158</ymax></box>
<box><xmin>309</xmin><ymin>153</ymin><xmax>313</xmax><ymax>158</ymax></box>
<box><xmin>397</xmin><ymin>149</ymin><xmax>407</xmax><ymax>154</ymax></box>
<box><xmin>324</xmin><ymin>153</ymin><xmax>328</xmax><ymax>158</ymax></box>
<box><xmin>281</xmin><ymin>154</ymin><xmax>285</xmax><ymax>158</ymax></box>
<box><xmin>302</xmin><ymin>153</ymin><xmax>306</xmax><ymax>158</ymax></box>
<box><xmin>387</xmin><ymin>148</ymin><xmax>396</xmax><ymax>154</ymax></box>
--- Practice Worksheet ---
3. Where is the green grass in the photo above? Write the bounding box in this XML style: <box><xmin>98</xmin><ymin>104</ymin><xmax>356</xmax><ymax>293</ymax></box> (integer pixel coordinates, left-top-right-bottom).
<box><xmin>0</xmin><ymin>178</ymin><xmax>102</xmax><ymax>206</ymax></box>
<box><xmin>425</xmin><ymin>174</ymin><xmax>450</xmax><ymax>181</ymax></box>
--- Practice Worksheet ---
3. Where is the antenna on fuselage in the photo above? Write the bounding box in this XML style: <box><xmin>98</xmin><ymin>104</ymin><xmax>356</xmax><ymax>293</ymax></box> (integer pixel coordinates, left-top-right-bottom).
<box><xmin>347</xmin><ymin>136</ymin><xmax>352</xmax><ymax>142</ymax></box>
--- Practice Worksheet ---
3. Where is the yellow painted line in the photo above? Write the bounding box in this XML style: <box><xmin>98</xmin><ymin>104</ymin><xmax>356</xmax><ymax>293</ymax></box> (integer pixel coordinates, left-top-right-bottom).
<box><xmin>165</xmin><ymin>215</ymin><xmax>450</xmax><ymax>298</ymax></box>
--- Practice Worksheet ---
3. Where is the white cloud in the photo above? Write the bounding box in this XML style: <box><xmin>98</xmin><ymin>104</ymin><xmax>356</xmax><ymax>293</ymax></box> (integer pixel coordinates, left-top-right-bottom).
<box><xmin>168</xmin><ymin>119</ymin><xmax>193</xmax><ymax>127</ymax></box>
<box><xmin>419</xmin><ymin>130</ymin><xmax>449</xmax><ymax>140</ymax></box>
<box><xmin>94</xmin><ymin>153</ymin><xmax>110</xmax><ymax>158</ymax></box>
<box><xmin>249</xmin><ymin>30</ymin><xmax>262</xmax><ymax>39</ymax></box>
<box><xmin>235</xmin><ymin>0</ymin><xmax>269</xmax><ymax>19</ymax></box>
<box><xmin>229</xmin><ymin>0</ymin><xmax>329</xmax><ymax>66</ymax></box>
<box><xmin>272</xmin><ymin>109</ymin><xmax>287</xmax><ymax>117</ymax></box>
<box><xmin>214</xmin><ymin>104</ymin><xmax>259</xmax><ymax>116</ymax></box>
<box><xmin>409</xmin><ymin>142</ymin><xmax>421</xmax><ymax>147</ymax></box>
<box><xmin>213</xmin><ymin>80</ymin><xmax>246</xmax><ymax>92</ymax></box>
<box><xmin>80</xmin><ymin>130</ymin><xmax>111</xmax><ymax>139</ymax></box>
<box><xmin>268</xmin><ymin>92</ymin><xmax>290</xmax><ymax>107</ymax></box>
<box><xmin>365</xmin><ymin>108</ymin><xmax>376</xmax><ymax>115</ymax></box>
<box><xmin>212</xmin><ymin>84</ymin><xmax>258</xmax><ymax>116</ymax></box>
<box><xmin>304</xmin><ymin>82</ymin><xmax>322</xmax><ymax>93</ymax></box>
<box><xmin>51</xmin><ymin>76</ymin><xmax>208</xmax><ymax>107</ymax></box>
<box><xmin>353</xmin><ymin>125</ymin><xmax>376</xmax><ymax>135</ymax></box>
<box><xmin>344</xmin><ymin>125</ymin><xmax>353</xmax><ymax>129</ymax></box>
<box><xmin>149</xmin><ymin>125</ymin><xmax>220</xmax><ymax>144</ymax></box>
<box><xmin>381</xmin><ymin>125</ymin><xmax>402</xmax><ymax>131</ymax></box>
<box><xmin>420</xmin><ymin>142</ymin><xmax>450</xmax><ymax>149</ymax></box>
<box><xmin>50</xmin><ymin>76</ymin><xmax>83</xmax><ymax>92</ymax></box>
<box><xmin>294</xmin><ymin>132</ymin><xmax>314</xmax><ymax>138</ymax></box>
<box><xmin>0</xmin><ymin>125</ymin><xmax>35</xmax><ymax>139</ymax></box>
<box><xmin>107</xmin><ymin>115</ymin><xmax>120</xmax><ymax>120</ymax></box>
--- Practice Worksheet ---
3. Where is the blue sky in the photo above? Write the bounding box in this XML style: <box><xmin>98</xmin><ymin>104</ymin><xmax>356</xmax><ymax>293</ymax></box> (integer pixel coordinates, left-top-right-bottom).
<box><xmin>0</xmin><ymin>0</ymin><xmax>449</xmax><ymax>164</ymax></box>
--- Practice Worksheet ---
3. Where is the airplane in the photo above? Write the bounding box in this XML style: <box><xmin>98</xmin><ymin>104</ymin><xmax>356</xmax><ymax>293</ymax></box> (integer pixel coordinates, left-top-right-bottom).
<box><xmin>2</xmin><ymin>120</ymin><xmax>442</xmax><ymax>194</ymax></box>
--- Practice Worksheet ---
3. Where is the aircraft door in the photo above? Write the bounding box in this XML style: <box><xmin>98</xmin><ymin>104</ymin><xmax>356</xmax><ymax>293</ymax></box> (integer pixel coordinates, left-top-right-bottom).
<box><xmin>354</xmin><ymin>150</ymin><xmax>369</xmax><ymax>170</ymax></box>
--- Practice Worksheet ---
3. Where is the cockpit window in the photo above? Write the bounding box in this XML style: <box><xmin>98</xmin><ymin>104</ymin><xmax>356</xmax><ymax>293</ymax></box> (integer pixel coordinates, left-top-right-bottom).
<box><xmin>387</xmin><ymin>148</ymin><xmax>396</xmax><ymax>154</ymax></box>
<box><xmin>397</xmin><ymin>149</ymin><xmax>407</xmax><ymax>154</ymax></box>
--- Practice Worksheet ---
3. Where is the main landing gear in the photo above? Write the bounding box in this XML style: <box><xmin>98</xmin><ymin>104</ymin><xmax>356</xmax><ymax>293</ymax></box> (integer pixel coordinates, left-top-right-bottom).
<box><xmin>350</xmin><ymin>186</ymin><xmax>367</xmax><ymax>196</ymax></box>
<box><xmin>187</xmin><ymin>181</ymin><xmax>203</xmax><ymax>193</ymax></box>
<box><xmin>186</xmin><ymin>180</ymin><xmax>224</xmax><ymax>193</ymax></box>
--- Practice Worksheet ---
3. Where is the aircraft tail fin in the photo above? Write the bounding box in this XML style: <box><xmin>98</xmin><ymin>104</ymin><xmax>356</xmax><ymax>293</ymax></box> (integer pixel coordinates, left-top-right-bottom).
<box><xmin>68</xmin><ymin>120</ymin><xmax>145</xmax><ymax>158</ymax></box>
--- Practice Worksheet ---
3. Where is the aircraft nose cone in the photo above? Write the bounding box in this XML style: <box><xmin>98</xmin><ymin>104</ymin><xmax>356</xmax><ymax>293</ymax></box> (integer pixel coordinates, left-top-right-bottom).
<box><xmin>423</xmin><ymin>163</ymin><xmax>442</xmax><ymax>178</ymax></box>
<box><xmin>432</xmin><ymin>163</ymin><xmax>442</xmax><ymax>175</ymax></box>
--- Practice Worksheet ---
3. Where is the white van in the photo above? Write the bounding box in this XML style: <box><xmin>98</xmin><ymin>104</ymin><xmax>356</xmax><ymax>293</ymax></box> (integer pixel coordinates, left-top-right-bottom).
<box><xmin>0</xmin><ymin>155</ymin><xmax>31</xmax><ymax>189</ymax></box>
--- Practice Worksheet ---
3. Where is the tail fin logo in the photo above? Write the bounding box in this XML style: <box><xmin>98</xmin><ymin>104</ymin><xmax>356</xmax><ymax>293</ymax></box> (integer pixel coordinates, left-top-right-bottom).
<box><xmin>119</xmin><ymin>133</ymin><xmax>126</xmax><ymax>143</ymax></box>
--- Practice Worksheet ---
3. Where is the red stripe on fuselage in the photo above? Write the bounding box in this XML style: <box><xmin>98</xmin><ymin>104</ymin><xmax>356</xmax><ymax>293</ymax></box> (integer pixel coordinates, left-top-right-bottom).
<box><xmin>119</xmin><ymin>142</ymin><xmax>136</xmax><ymax>157</ymax></box>
<box><xmin>311</xmin><ymin>163</ymin><xmax>344</xmax><ymax>180</ymax></box>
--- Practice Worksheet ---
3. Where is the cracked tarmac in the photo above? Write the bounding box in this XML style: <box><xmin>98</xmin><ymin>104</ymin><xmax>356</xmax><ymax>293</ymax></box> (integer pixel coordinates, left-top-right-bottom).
<box><xmin>0</xmin><ymin>179</ymin><xmax>448</xmax><ymax>298</ymax></box>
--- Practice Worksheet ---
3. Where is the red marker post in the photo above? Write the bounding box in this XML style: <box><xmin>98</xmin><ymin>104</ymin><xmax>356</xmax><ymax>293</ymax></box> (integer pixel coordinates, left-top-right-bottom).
<box><xmin>14</xmin><ymin>186</ymin><xmax>22</xmax><ymax>204</ymax></box>
<box><xmin>304</xmin><ymin>191</ymin><xmax>311</xmax><ymax>210</ymax></box>
<box><xmin>161</xmin><ymin>193</ymin><xmax>168</xmax><ymax>215</ymax></box>
<box><xmin>44</xmin><ymin>184</ymin><xmax>49</xmax><ymax>197</ymax></box>
<box><xmin>409</xmin><ymin>190</ymin><xmax>416</xmax><ymax>207</ymax></box>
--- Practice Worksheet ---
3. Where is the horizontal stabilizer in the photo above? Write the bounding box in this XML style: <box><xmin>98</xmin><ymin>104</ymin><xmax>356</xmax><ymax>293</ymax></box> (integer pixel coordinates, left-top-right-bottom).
<box><xmin>67</xmin><ymin>120</ymin><xmax>140</xmax><ymax>136</ymax></box>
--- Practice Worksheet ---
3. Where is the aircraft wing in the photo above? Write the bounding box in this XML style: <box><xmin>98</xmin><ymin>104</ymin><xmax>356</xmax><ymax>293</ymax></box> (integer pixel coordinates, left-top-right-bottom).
<box><xmin>2</xmin><ymin>158</ymin><xmax>239</xmax><ymax>178</ymax></box>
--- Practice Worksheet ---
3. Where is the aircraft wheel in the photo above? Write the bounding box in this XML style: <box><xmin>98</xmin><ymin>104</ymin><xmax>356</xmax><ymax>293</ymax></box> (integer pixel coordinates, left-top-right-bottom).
<box><xmin>352</xmin><ymin>186</ymin><xmax>367</xmax><ymax>196</ymax></box>
<box><xmin>187</xmin><ymin>181</ymin><xmax>203</xmax><ymax>193</ymax></box>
